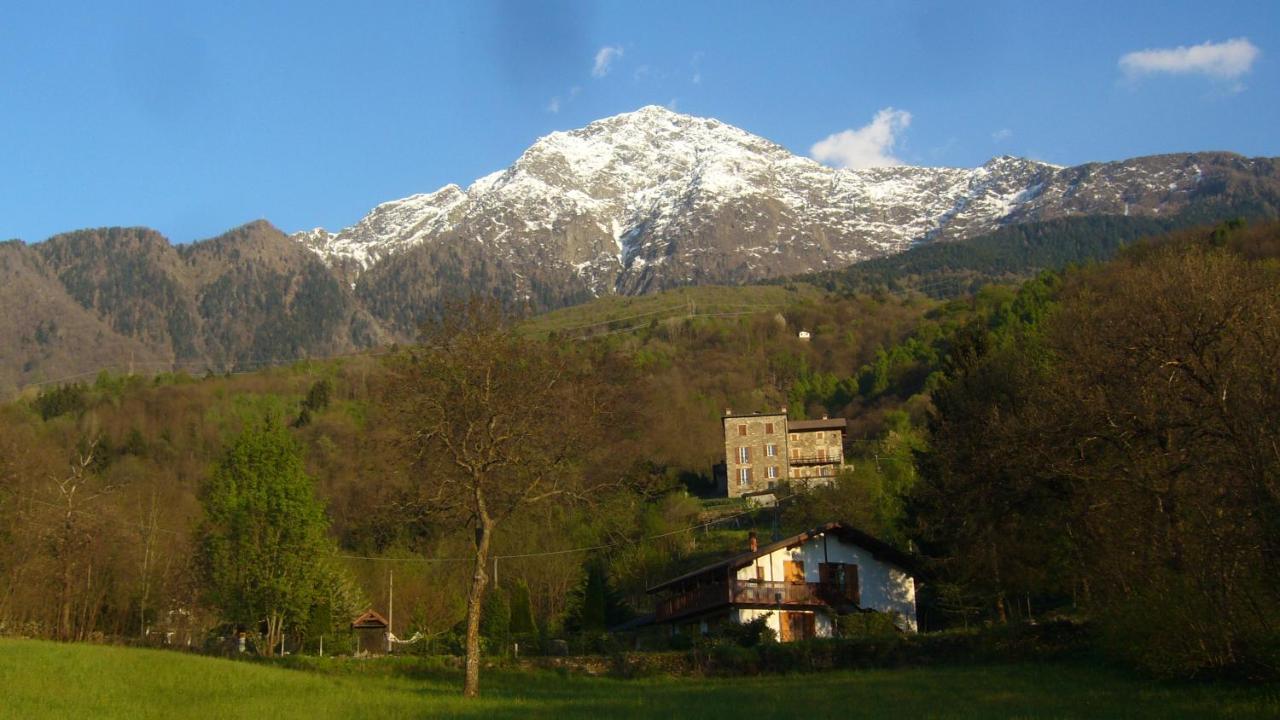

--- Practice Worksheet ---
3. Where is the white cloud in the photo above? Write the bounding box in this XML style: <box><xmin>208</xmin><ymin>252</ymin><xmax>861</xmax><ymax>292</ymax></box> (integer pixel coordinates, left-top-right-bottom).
<box><xmin>546</xmin><ymin>97</ymin><xmax>561</xmax><ymax>114</ymax></box>
<box><xmin>1119</xmin><ymin>38</ymin><xmax>1260</xmax><ymax>81</ymax></box>
<box><xmin>991</xmin><ymin>128</ymin><xmax>1012</xmax><ymax>142</ymax></box>
<box><xmin>569</xmin><ymin>85</ymin><xmax>582</xmax><ymax>99</ymax></box>
<box><xmin>592</xmin><ymin>45</ymin><xmax>623</xmax><ymax>78</ymax></box>
<box><xmin>810</xmin><ymin>108</ymin><xmax>912</xmax><ymax>169</ymax></box>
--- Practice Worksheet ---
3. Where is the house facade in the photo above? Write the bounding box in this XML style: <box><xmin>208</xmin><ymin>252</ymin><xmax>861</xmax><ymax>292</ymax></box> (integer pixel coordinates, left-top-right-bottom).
<box><xmin>648</xmin><ymin>523</ymin><xmax>917</xmax><ymax>641</ymax></box>
<box><xmin>721</xmin><ymin>411</ymin><xmax>847</xmax><ymax>498</ymax></box>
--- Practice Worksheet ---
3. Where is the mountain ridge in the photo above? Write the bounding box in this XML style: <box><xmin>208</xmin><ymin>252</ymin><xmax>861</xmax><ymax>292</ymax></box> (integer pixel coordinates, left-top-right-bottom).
<box><xmin>295</xmin><ymin>107</ymin><xmax>1277</xmax><ymax>335</ymax></box>
<box><xmin>4</xmin><ymin>106</ymin><xmax>1279</xmax><ymax>392</ymax></box>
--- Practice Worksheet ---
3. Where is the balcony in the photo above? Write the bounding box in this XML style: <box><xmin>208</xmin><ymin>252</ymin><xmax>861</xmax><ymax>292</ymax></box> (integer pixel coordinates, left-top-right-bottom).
<box><xmin>655</xmin><ymin>580</ymin><xmax>852</xmax><ymax>622</ymax></box>
<box><xmin>789</xmin><ymin>453</ymin><xmax>842</xmax><ymax>466</ymax></box>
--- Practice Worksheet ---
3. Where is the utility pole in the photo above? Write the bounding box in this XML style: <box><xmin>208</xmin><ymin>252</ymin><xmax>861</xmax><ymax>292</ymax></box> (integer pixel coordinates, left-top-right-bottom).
<box><xmin>388</xmin><ymin>569</ymin><xmax>394</xmax><ymax>654</ymax></box>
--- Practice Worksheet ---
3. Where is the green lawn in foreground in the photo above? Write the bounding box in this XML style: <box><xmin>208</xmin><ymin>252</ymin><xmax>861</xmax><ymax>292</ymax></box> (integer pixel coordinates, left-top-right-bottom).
<box><xmin>1</xmin><ymin>639</ymin><xmax>1276</xmax><ymax>719</ymax></box>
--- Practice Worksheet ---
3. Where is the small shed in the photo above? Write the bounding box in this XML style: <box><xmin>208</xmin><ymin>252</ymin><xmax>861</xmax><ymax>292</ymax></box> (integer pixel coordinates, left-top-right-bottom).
<box><xmin>351</xmin><ymin>609</ymin><xmax>389</xmax><ymax>656</ymax></box>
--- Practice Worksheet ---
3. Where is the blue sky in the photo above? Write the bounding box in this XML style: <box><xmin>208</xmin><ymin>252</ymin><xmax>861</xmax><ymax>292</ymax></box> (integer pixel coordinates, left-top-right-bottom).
<box><xmin>2</xmin><ymin>1</ymin><xmax>1277</xmax><ymax>244</ymax></box>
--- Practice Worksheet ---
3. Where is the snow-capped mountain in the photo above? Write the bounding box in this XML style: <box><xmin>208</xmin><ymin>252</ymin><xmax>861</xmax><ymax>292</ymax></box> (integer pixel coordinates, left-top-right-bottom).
<box><xmin>294</xmin><ymin>105</ymin><xmax>1253</xmax><ymax>303</ymax></box>
<box><xmin>4</xmin><ymin>105</ymin><xmax>1276</xmax><ymax>389</ymax></box>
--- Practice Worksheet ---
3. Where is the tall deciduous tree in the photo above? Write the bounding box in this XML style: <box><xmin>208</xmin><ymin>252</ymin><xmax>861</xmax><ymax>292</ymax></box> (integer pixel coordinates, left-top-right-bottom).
<box><xmin>382</xmin><ymin>300</ymin><xmax>619</xmax><ymax>698</ymax></box>
<box><xmin>197</xmin><ymin>418</ymin><xmax>335</xmax><ymax>656</ymax></box>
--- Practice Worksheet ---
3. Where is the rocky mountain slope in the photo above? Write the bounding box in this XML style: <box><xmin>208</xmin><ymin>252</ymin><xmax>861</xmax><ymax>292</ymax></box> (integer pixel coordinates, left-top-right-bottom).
<box><xmin>0</xmin><ymin>222</ymin><xmax>390</xmax><ymax>394</ymax></box>
<box><xmin>297</xmin><ymin>106</ymin><xmax>1279</xmax><ymax>333</ymax></box>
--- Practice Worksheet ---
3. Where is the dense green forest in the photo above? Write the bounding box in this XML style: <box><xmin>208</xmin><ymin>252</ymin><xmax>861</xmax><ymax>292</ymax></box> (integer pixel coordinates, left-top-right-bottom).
<box><xmin>0</xmin><ymin>220</ymin><xmax>1276</xmax><ymax>679</ymax></box>
<box><xmin>792</xmin><ymin>201</ymin><xmax>1278</xmax><ymax>298</ymax></box>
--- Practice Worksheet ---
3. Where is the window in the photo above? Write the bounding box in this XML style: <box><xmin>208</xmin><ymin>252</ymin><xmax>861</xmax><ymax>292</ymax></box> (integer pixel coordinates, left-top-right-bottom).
<box><xmin>737</xmin><ymin>467</ymin><xmax>752</xmax><ymax>486</ymax></box>
<box><xmin>790</xmin><ymin>448</ymin><xmax>799</xmax><ymax>459</ymax></box>
<box><xmin>737</xmin><ymin>424</ymin><xmax>747</xmax><ymax>436</ymax></box>
<box><xmin>820</xmin><ymin>562</ymin><xmax>860</xmax><ymax>603</ymax></box>
<box><xmin>765</xmin><ymin>422</ymin><xmax>774</xmax><ymax>434</ymax></box>
<box><xmin>789</xmin><ymin>433</ymin><xmax>798</xmax><ymax>441</ymax></box>
<box><xmin>737</xmin><ymin>446</ymin><xmax>750</xmax><ymax>463</ymax></box>
<box><xmin>766</xmin><ymin>444</ymin><xmax>777</xmax><ymax>457</ymax></box>
<box><xmin>767</xmin><ymin>466</ymin><xmax>778</xmax><ymax>479</ymax></box>
<box><xmin>784</xmin><ymin>560</ymin><xmax>805</xmax><ymax>584</ymax></box>
<box><xmin>755</xmin><ymin>565</ymin><xmax>765</xmax><ymax>582</ymax></box>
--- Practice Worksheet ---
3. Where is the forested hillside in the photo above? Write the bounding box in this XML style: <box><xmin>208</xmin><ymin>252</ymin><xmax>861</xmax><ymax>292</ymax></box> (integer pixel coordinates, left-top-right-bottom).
<box><xmin>793</xmin><ymin>198</ymin><xmax>1278</xmax><ymax>298</ymax></box>
<box><xmin>1</xmin><ymin>220</ymin><xmax>1276</xmax><ymax>678</ymax></box>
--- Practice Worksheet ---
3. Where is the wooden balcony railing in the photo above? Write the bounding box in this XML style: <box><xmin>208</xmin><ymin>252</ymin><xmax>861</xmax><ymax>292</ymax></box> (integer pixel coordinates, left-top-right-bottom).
<box><xmin>789</xmin><ymin>453</ymin><xmax>843</xmax><ymax>466</ymax></box>
<box><xmin>656</xmin><ymin>580</ymin><xmax>850</xmax><ymax>622</ymax></box>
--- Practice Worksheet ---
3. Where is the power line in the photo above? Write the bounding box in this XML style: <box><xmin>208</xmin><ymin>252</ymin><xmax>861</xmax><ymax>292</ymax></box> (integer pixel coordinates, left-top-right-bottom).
<box><xmin>333</xmin><ymin>497</ymin><xmax>783</xmax><ymax>565</ymax></box>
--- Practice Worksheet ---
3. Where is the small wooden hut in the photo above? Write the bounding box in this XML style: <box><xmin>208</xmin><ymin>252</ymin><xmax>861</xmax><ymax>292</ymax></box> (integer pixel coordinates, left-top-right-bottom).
<box><xmin>351</xmin><ymin>609</ymin><xmax>389</xmax><ymax>656</ymax></box>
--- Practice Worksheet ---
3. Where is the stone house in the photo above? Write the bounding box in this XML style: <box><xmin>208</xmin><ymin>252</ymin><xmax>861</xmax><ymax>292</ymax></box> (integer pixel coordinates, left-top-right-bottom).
<box><xmin>720</xmin><ymin>410</ymin><xmax>847</xmax><ymax>498</ymax></box>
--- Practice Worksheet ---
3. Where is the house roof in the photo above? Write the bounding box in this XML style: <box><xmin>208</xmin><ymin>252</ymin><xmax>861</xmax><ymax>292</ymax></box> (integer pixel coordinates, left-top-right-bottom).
<box><xmin>787</xmin><ymin>418</ymin><xmax>848</xmax><ymax>432</ymax></box>
<box><xmin>722</xmin><ymin>411</ymin><xmax>788</xmax><ymax>421</ymax></box>
<box><xmin>351</xmin><ymin>609</ymin><xmax>389</xmax><ymax>629</ymax></box>
<box><xmin>645</xmin><ymin>522</ymin><xmax>915</xmax><ymax>594</ymax></box>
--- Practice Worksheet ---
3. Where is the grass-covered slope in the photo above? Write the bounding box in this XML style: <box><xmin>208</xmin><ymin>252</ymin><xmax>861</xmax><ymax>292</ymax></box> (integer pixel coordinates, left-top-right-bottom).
<box><xmin>521</xmin><ymin>284</ymin><xmax>822</xmax><ymax>339</ymax></box>
<box><xmin>1</xmin><ymin>639</ymin><xmax>1277</xmax><ymax>719</ymax></box>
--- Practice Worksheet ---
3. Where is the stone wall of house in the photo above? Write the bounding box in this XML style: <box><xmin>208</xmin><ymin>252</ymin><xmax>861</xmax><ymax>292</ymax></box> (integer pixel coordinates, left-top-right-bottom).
<box><xmin>787</xmin><ymin>428</ymin><xmax>844</xmax><ymax>482</ymax></box>
<box><xmin>723</xmin><ymin>413</ymin><xmax>787</xmax><ymax>497</ymax></box>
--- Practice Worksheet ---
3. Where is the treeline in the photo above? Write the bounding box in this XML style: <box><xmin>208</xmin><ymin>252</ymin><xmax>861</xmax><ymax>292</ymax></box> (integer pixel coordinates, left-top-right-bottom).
<box><xmin>780</xmin><ymin>219</ymin><xmax>1278</xmax><ymax>677</ymax></box>
<box><xmin>0</xmin><ymin>285</ymin><xmax>949</xmax><ymax>653</ymax></box>
<box><xmin>0</xmin><ymin>220</ymin><xmax>1275</xmax><ymax>680</ymax></box>
<box><xmin>908</xmin><ymin>220</ymin><xmax>1280</xmax><ymax>678</ymax></box>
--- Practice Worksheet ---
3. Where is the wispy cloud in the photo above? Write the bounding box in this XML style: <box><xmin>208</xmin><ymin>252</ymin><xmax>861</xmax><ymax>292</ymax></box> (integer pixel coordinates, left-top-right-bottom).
<box><xmin>592</xmin><ymin>45</ymin><xmax>623</xmax><ymax>78</ymax></box>
<box><xmin>546</xmin><ymin>96</ymin><xmax>561</xmax><ymax>114</ymax></box>
<box><xmin>691</xmin><ymin>51</ymin><xmax>704</xmax><ymax>84</ymax></box>
<box><xmin>1119</xmin><ymin>38</ymin><xmax>1260</xmax><ymax>82</ymax></box>
<box><xmin>991</xmin><ymin>128</ymin><xmax>1012</xmax><ymax>142</ymax></box>
<box><xmin>810</xmin><ymin>108</ymin><xmax>912</xmax><ymax>169</ymax></box>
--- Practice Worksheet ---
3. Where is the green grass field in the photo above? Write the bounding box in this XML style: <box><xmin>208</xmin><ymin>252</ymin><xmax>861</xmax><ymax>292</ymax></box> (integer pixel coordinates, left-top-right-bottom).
<box><xmin>521</xmin><ymin>284</ymin><xmax>820</xmax><ymax>338</ymax></box>
<box><xmin>1</xmin><ymin>639</ymin><xmax>1276</xmax><ymax>719</ymax></box>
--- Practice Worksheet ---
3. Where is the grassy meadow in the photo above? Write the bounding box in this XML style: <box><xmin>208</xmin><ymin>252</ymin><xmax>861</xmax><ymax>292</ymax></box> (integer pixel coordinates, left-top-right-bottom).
<box><xmin>520</xmin><ymin>283</ymin><xmax>820</xmax><ymax>337</ymax></box>
<box><xmin>1</xmin><ymin>639</ymin><xmax>1277</xmax><ymax>719</ymax></box>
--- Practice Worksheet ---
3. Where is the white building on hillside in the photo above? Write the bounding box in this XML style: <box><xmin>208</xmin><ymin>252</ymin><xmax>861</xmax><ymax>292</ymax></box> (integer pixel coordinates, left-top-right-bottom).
<box><xmin>648</xmin><ymin>522</ymin><xmax>918</xmax><ymax>640</ymax></box>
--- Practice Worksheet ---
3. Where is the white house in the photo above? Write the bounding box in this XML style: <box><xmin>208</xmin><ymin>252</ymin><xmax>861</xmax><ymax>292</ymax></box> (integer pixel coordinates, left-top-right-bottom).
<box><xmin>648</xmin><ymin>523</ymin><xmax>917</xmax><ymax>640</ymax></box>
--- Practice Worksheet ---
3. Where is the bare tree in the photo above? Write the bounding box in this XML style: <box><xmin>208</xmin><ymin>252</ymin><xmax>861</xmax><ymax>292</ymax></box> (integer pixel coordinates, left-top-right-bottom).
<box><xmin>382</xmin><ymin>300</ymin><xmax>620</xmax><ymax>698</ymax></box>
<box><xmin>49</xmin><ymin>439</ymin><xmax>111</xmax><ymax>641</ymax></box>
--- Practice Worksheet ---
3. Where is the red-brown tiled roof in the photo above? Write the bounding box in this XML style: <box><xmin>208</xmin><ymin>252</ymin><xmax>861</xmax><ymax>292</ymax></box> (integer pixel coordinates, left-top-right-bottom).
<box><xmin>351</xmin><ymin>609</ymin><xmax>389</xmax><ymax>629</ymax></box>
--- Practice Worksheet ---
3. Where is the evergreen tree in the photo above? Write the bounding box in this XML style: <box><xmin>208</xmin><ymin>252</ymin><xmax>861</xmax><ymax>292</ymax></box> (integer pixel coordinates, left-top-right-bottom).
<box><xmin>508</xmin><ymin>580</ymin><xmax>536</xmax><ymax>635</ymax></box>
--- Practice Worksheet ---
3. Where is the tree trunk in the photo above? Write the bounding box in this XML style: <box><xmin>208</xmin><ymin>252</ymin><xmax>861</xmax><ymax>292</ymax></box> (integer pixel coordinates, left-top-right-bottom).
<box><xmin>58</xmin><ymin>523</ymin><xmax>74</xmax><ymax>641</ymax></box>
<box><xmin>463</xmin><ymin>517</ymin><xmax>493</xmax><ymax>698</ymax></box>
<box><xmin>264</xmin><ymin>611</ymin><xmax>283</xmax><ymax>657</ymax></box>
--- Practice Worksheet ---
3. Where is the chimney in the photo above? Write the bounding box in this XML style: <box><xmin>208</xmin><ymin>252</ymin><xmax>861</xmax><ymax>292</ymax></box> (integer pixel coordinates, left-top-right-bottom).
<box><xmin>748</xmin><ymin>530</ymin><xmax>758</xmax><ymax>553</ymax></box>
